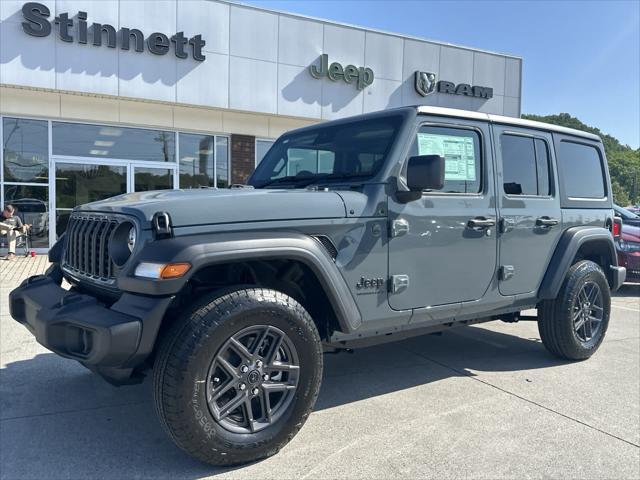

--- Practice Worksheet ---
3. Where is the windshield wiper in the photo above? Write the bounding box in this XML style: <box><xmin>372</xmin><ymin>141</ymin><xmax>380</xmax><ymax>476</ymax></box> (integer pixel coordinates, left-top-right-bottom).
<box><xmin>255</xmin><ymin>175</ymin><xmax>318</xmax><ymax>188</ymax></box>
<box><xmin>305</xmin><ymin>173</ymin><xmax>370</xmax><ymax>186</ymax></box>
<box><xmin>256</xmin><ymin>173</ymin><xmax>370</xmax><ymax>189</ymax></box>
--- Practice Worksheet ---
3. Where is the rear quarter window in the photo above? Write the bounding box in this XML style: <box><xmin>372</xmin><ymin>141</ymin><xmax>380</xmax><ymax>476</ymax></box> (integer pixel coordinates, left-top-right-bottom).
<box><xmin>557</xmin><ymin>141</ymin><xmax>606</xmax><ymax>199</ymax></box>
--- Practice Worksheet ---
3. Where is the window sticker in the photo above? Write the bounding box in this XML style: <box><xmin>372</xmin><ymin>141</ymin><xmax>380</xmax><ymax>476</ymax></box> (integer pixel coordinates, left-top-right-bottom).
<box><xmin>417</xmin><ymin>133</ymin><xmax>476</xmax><ymax>181</ymax></box>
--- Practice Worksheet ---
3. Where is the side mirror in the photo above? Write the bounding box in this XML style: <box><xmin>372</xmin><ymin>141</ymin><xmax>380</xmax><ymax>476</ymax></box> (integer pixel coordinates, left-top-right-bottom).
<box><xmin>406</xmin><ymin>155</ymin><xmax>445</xmax><ymax>191</ymax></box>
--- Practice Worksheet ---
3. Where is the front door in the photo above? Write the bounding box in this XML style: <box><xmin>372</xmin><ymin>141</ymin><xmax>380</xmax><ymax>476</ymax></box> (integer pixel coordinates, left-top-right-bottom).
<box><xmin>493</xmin><ymin>126</ymin><xmax>562</xmax><ymax>295</ymax></box>
<box><xmin>388</xmin><ymin>119</ymin><xmax>498</xmax><ymax>311</ymax></box>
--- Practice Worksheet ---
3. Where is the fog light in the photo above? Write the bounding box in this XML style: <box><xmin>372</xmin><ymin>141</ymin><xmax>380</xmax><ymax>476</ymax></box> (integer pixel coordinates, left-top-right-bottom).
<box><xmin>135</xmin><ymin>262</ymin><xmax>191</xmax><ymax>279</ymax></box>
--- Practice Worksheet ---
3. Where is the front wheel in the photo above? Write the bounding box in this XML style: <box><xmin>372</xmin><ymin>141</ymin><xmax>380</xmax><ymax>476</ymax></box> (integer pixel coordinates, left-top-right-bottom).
<box><xmin>153</xmin><ymin>288</ymin><xmax>323</xmax><ymax>465</ymax></box>
<box><xmin>538</xmin><ymin>260</ymin><xmax>611</xmax><ymax>360</ymax></box>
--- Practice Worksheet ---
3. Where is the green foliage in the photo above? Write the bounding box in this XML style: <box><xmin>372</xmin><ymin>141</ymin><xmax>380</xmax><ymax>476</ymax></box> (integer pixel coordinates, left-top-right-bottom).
<box><xmin>522</xmin><ymin>113</ymin><xmax>640</xmax><ymax>206</ymax></box>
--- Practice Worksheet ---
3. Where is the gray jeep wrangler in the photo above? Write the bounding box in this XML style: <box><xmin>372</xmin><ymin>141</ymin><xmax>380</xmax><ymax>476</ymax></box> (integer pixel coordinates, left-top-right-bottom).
<box><xmin>10</xmin><ymin>106</ymin><xmax>625</xmax><ymax>465</ymax></box>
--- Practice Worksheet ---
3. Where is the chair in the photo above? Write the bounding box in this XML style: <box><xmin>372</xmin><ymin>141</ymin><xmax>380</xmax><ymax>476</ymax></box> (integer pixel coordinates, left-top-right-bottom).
<box><xmin>0</xmin><ymin>212</ymin><xmax>32</xmax><ymax>257</ymax></box>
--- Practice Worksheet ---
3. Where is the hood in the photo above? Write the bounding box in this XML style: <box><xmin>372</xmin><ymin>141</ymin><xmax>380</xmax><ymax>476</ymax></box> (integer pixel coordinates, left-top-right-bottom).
<box><xmin>77</xmin><ymin>188</ymin><xmax>347</xmax><ymax>227</ymax></box>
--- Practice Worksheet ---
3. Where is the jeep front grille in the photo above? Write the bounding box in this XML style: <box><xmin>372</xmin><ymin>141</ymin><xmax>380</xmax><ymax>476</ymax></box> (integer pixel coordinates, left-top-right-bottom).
<box><xmin>63</xmin><ymin>214</ymin><xmax>119</xmax><ymax>281</ymax></box>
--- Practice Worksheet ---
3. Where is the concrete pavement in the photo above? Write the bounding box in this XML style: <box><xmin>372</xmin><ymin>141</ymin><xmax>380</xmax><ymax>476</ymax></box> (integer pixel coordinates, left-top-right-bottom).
<box><xmin>1</xmin><ymin>257</ymin><xmax>638</xmax><ymax>479</ymax></box>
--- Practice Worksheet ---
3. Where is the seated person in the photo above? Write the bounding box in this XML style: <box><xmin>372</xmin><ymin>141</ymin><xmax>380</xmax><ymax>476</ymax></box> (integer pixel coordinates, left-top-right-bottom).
<box><xmin>0</xmin><ymin>204</ymin><xmax>29</xmax><ymax>261</ymax></box>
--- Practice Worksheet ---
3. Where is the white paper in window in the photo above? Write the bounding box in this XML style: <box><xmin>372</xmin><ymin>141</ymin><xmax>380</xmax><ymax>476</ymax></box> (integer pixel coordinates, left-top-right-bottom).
<box><xmin>417</xmin><ymin>133</ymin><xmax>476</xmax><ymax>181</ymax></box>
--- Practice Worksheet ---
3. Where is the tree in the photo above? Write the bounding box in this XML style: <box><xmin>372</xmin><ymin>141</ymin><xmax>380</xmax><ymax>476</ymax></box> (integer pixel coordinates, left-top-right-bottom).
<box><xmin>522</xmin><ymin>113</ymin><xmax>640</xmax><ymax>205</ymax></box>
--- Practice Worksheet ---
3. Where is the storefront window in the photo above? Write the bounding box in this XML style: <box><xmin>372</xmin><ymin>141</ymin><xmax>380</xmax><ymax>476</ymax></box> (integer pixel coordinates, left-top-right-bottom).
<box><xmin>256</xmin><ymin>139</ymin><xmax>275</xmax><ymax>166</ymax></box>
<box><xmin>216</xmin><ymin>137</ymin><xmax>229</xmax><ymax>187</ymax></box>
<box><xmin>3</xmin><ymin>118</ymin><xmax>48</xmax><ymax>183</ymax></box>
<box><xmin>3</xmin><ymin>184</ymin><xmax>49</xmax><ymax>248</ymax></box>
<box><xmin>179</xmin><ymin>134</ymin><xmax>229</xmax><ymax>188</ymax></box>
<box><xmin>179</xmin><ymin>133</ymin><xmax>215</xmax><ymax>188</ymax></box>
<box><xmin>52</xmin><ymin>122</ymin><xmax>175</xmax><ymax>162</ymax></box>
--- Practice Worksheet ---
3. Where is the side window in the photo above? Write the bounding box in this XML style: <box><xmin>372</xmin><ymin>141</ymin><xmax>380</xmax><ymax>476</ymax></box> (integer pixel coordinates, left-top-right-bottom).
<box><xmin>411</xmin><ymin>126</ymin><xmax>482</xmax><ymax>194</ymax></box>
<box><xmin>534</xmin><ymin>139</ymin><xmax>551</xmax><ymax>196</ymax></box>
<box><xmin>557</xmin><ymin>141</ymin><xmax>605</xmax><ymax>199</ymax></box>
<box><xmin>501</xmin><ymin>134</ymin><xmax>551</xmax><ymax>196</ymax></box>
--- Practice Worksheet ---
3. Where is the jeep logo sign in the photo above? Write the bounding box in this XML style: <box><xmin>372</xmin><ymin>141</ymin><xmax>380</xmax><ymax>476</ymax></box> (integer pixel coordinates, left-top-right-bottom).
<box><xmin>414</xmin><ymin>71</ymin><xmax>493</xmax><ymax>99</ymax></box>
<box><xmin>310</xmin><ymin>54</ymin><xmax>374</xmax><ymax>90</ymax></box>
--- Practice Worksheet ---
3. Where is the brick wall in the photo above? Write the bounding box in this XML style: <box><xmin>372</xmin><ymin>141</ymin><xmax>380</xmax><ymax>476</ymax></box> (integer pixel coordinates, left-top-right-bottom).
<box><xmin>230</xmin><ymin>134</ymin><xmax>256</xmax><ymax>185</ymax></box>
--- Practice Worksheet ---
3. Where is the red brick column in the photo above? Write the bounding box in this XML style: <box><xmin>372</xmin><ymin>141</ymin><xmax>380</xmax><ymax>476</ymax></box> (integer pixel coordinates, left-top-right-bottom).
<box><xmin>230</xmin><ymin>134</ymin><xmax>256</xmax><ymax>185</ymax></box>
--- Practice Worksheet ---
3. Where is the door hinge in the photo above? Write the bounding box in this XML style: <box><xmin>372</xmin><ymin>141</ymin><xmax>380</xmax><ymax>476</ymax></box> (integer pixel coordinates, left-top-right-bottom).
<box><xmin>391</xmin><ymin>218</ymin><xmax>410</xmax><ymax>237</ymax></box>
<box><xmin>500</xmin><ymin>265</ymin><xmax>515</xmax><ymax>281</ymax></box>
<box><xmin>390</xmin><ymin>274</ymin><xmax>410</xmax><ymax>293</ymax></box>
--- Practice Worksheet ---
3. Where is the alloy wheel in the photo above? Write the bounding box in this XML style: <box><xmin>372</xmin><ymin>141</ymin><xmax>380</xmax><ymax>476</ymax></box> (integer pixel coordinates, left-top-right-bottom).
<box><xmin>205</xmin><ymin>325</ymin><xmax>300</xmax><ymax>434</ymax></box>
<box><xmin>572</xmin><ymin>281</ymin><xmax>604</xmax><ymax>343</ymax></box>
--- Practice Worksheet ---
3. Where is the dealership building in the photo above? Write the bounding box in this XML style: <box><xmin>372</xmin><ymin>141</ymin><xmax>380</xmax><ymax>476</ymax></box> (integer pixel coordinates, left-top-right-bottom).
<box><xmin>0</xmin><ymin>0</ymin><xmax>522</xmax><ymax>250</ymax></box>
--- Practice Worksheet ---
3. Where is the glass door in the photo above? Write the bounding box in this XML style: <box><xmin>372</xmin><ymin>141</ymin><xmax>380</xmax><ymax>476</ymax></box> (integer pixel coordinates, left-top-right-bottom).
<box><xmin>132</xmin><ymin>166</ymin><xmax>176</xmax><ymax>192</ymax></box>
<box><xmin>52</xmin><ymin>158</ymin><xmax>178</xmax><ymax>244</ymax></box>
<box><xmin>54</xmin><ymin>161</ymin><xmax>127</xmax><ymax>237</ymax></box>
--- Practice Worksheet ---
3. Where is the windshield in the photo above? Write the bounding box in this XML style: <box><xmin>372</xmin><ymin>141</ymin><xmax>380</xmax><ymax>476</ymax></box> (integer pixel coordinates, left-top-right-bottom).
<box><xmin>249</xmin><ymin>115</ymin><xmax>404</xmax><ymax>188</ymax></box>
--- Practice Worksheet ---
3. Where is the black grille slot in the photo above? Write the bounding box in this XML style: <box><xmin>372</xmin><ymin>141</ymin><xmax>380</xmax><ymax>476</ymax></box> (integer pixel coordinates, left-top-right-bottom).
<box><xmin>63</xmin><ymin>214</ymin><xmax>119</xmax><ymax>282</ymax></box>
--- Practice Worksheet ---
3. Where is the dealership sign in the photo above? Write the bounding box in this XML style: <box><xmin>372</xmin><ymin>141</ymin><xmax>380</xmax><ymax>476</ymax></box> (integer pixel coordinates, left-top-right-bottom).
<box><xmin>415</xmin><ymin>71</ymin><xmax>493</xmax><ymax>99</ymax></box>
<box><xmin>310</xmin><ymin>54</ymin><xmax>374</xmax><ymax>90</ymax></box>
<box><xmin>21</xmin><ymin>2</ymin><xmax>206</xmax><ymax>61</ymax></box>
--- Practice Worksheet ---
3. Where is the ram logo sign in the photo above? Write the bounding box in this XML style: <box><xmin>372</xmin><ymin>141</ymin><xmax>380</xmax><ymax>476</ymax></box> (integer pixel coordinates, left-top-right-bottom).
<box><xmin>414</xmin><ymin>70</ymin><xmax>493</xmax><ymax>99</ymax></box>
<box><xmin>415</xmin><ymin>71</ymin><xmax>437</xmax><ymax>96</ymax></box>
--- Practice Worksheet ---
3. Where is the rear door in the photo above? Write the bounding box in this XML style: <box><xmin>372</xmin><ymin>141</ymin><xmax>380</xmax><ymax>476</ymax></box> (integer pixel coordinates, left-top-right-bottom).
<box><xmin>493</xmin><ymin>126</ymin><xmax>562</xmax><ymax>295</ymax></box>
<box><xmin>388</xmin><ymin>118</ymin><xmax>498</xmax><ymax>310</ymax></box>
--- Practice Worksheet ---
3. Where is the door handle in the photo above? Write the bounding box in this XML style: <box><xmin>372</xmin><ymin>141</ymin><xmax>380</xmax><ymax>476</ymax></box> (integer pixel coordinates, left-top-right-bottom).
<box><xmin>536</xmin><ymin>216</ymin><xmax>559</xmax><ymax>227</ymax></box>
<box><xmin>467</xmin><ymin>217</ymin><xmax>496</xmax><ymax>230</ymax></box>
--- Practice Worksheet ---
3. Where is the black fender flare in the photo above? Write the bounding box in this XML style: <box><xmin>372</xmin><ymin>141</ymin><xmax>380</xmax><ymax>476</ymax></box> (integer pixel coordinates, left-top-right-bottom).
<box><xmin>538</xmin><ymin>226</ymin><xmax>620</xmax><ymax>300</ymax></box>
<box><xmin>117</xmin><ymin>231</ymin><xmax>362</xmax><ymax>333</ymax></box>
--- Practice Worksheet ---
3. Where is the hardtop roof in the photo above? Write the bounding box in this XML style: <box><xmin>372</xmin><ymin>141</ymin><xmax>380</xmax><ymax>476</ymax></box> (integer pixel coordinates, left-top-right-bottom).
<box><xmin>416</xmin><ymin>106</ymin><xmax>601</xmax><ymax>142</ymax></box>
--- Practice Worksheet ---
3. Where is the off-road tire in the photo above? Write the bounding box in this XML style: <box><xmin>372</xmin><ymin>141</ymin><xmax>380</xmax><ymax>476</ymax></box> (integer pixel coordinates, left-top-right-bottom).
<box><xmin>538</xmin><ymin>260</ymin><xmax>610</xmax><ymax>360</ymax></box>
<box><xmin>153</xmin><ymin>288</ymin><xmax>323</xmax><ymax>466</ymax></box>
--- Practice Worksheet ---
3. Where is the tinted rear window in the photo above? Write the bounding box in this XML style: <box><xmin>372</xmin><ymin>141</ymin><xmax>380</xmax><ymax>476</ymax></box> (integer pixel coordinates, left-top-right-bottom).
<box><xmin>557</xmin><ymin>141</ymin><xmax>605</xmax><ymax>199</ymax></box>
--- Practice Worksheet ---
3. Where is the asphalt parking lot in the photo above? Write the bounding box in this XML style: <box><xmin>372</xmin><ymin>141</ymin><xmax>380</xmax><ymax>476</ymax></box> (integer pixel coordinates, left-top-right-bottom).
<box><xmin>1</xmin><ymin>257</ymin><xmax>638</xmax><ymax>479</ymax></box>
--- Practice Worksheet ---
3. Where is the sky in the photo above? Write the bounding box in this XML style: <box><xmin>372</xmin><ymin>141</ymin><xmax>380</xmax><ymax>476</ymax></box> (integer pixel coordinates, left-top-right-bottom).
<box><xmin>244</xmin><ymin>0</ymin><xmax>640</xmax><ymax>149</ymax></box>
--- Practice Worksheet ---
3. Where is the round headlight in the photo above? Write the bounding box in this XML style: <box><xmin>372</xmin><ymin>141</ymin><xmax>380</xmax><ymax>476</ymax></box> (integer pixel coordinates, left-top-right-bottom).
<box><xmin>127</xmin><ymin>226</ymin><xmax>137</xmax><ymax>253</ymax></box>
<box><xmin>110</xmin><ymin>221</ymin><xmax>136</xmax><ymax>267</ymax></box>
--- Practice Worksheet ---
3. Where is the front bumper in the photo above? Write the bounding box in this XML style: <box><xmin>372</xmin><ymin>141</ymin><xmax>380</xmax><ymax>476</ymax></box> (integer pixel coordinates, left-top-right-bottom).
<box><xmin>9</xmin><ymin>271</ymin><xmax>173</xmax><ymax>384</ymax></box>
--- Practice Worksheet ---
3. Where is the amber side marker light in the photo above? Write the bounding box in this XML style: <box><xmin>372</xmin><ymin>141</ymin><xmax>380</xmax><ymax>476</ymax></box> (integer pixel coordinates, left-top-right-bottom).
<box><xmin>135</xmin><ymin>262</ymin><xmax>191</xmax><ymax>279</ymax></box>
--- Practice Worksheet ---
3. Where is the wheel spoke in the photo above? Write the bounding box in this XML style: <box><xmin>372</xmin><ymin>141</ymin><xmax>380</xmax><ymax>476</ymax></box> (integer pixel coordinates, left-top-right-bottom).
<box><xmin>229</xmin><ymin>337</ymin><xmax>253</xmax><ymax>362</ymax></box>
<box><xmin>579</xmin><ymin>288</ymin><xmax>589</xmax><ymax>305</ymax></box>
<box><xmin>244</xmin><ymin>399</ymin><xmax>256</xmax><ymax>432</ymax></box>
<box><xmin>591</xmin><ymin>304</ymin><xmax>604</xmax><ymax>313</ymax></box>
<box><xmin>211</xmin><ymin>379</ymin><xmax>235</xmax><ymax>401</ymax></box>
<box><xmin>262</xmin><ymin>382</ymin><xmax>297</xmax><ymax>392</ymax></box>
<box><xmin>268</xmin><ymin>362</ymin><xmax>300</xmax><ymax>372</ymax></box>
<box><xmin>217</xmin><ymin>356</ymin><xmax>239</xmax><ymax>379</ymax></box>
<box><xmin>265</xmin><ymin>333</ymin><xmax>284</xmax><ymax>365</ymax></box>
<box><xmin>584</xmin><ymin>316</ymin><xmax>592</xmax><ymax>339</ymax></box>
<box><xmin>586</xmin><ymin>284</ymin><xmax>600</xmax><ymax>304</ymax></box>
<box><xmin>574</xmin><ymin>316</ymin><xmax>586</xmax><ymax>331</ymax></box>
<box><xmin>572</xmin><ymin>308</ymin><xmax>582</xmax><ymax>322</ymax></box>
<box><xmin>217</xmin><ymin>393</ymin><xmax>247</xmax><ymax>421</ymax></box>
<box><xmin>260</xmin><ymin>388</ymin><xmax>273</xmax><ymax>422</ymax></box>
<box><xmin>252</xmin><ymin>327</ymin><xmax>271</xmax><ymax>357</ymax></box>
<box><xmin>588</xmin><ymin>315</ymin><xmax>601</xmax><ymax>325</ymax></box>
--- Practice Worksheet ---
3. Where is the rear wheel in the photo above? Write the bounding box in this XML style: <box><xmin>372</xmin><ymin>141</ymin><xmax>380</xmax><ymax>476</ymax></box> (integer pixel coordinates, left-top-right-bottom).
<box><xmin>538</xmin><ymin>260</ymin><xmax>611</xmax><ymax>360</ymax></box>
<box><xmin>153</xmin><ymin>288</ymin><xmax>323</xmax><ymax>465</ymax></box>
